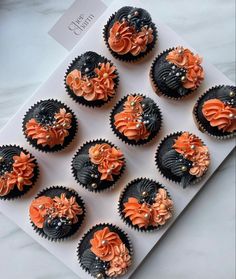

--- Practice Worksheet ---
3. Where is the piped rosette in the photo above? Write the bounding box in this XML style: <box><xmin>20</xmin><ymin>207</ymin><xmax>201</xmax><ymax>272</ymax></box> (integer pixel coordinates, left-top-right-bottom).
<box><xmin>110</xmin><ymin>94</ymin><xmax>162</xmax><ymax>145</ymax></box>
<box><xmin>65</xmin><ymin>51</ymin><xmax>119</xmax><ymax>107</ymax></box>
<box><xmin>150</xmin><ymin>46</ymin><xmax>204</xmax><ymax>99</ymax></box>
<box><xmin>78</xmin><ymin>223</ymin><xmax>132</xmax><ymax>278</ymax></box>
<box><xmin>22</xmin><ymin>99</ymin><xmax>77</xmax><ymax>152</ymax></box>
<box><xmin>103</xmin><ymin>6</ymin><xmax>157</xmax><ymax>62</ymax></box>
<box><xmin>0</xmin><ymin>145</ymin><xmax>39</xmax><ymax>200</ymax></box>
<box><xmin>29</xmin><ymin>186</ymin><xmax>85</xmax><ymax>241</ymax></box>
<box><xmin>118</xmin><ymin>178</ymin><xmax>173</xmax><ymax>232</ymax></box>
<box><xmin>193</xmin><ymin>85</ymin><xmax>236</xmax><ymax>139</ymax></box>
<box><xmin>155</xmin><ymin>132</ymin><xmax>210</xmax><ymax>188</ymax></box>
<box><xmin>71</xmin><ymin>139</ymin><xmax>125</xmax><ymax>192</ymax></box>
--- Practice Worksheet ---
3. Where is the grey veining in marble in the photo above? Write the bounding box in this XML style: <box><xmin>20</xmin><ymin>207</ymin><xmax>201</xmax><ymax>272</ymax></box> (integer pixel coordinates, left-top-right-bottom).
<box><xmin>0</xmin><ymin>0</ymin><xmax>235</xmax><ymax>279</ymax></box>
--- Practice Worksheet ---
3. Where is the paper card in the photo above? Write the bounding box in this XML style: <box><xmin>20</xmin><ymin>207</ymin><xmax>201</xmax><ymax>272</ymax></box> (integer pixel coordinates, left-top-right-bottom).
<box><xmin>48</xmin><ymin>0</ymin><xmax>107</xmax><ymax>50</ymax></box>
<box><xmin>0</xmin><ymin>0</ymin><xmax>235</xmax><ymax>279</ymax></box>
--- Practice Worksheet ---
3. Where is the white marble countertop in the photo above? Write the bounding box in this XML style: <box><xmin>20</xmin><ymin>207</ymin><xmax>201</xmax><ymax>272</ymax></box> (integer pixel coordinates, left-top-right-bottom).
<box><xmin>0</xmin><ymin>0</ymin><xmax>235</xmax><ymax>278</ymax></box>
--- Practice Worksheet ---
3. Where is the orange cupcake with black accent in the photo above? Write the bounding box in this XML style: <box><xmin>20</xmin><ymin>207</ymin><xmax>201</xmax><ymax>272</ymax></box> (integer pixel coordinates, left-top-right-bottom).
<box><xmin>110</xmin><ymin>94</ymin><xmax>162</xmax><ymax>145</ymax></box>
<box><xmin>0</xmin><ymin>145</ymin><xmax>39</xmax><ymax>200</ymax></box>
<box><xmin>65</xmin><ymin>51</ymin><xmax>119</xmax><ymax>107</ymax></box>
<box><xmin>22</xmin><ymin>99</ymin><xmax>77</xmax><ymax>152</ymax></box>
<box><xmin>155</xmin><ymin>132</ymin><xmax>210</xmax><ymax>188</ymax></box>
<box><xmin>119</xmin><ymin>178</ymin><xmax>174</xmax><ymax>232</ymax></box>
<box><xmin>78</xmin><ymin>223</ymin><xmax>132</xmax><ymax>278</ymax></box>
<box><xmin>103</xmin><ymin>6</ymin><xmax>157</xmax><ymax>62</ymax></box>
<box><xmin>29</xmin><ymin>186</ymin><xmax>85</xmax><ymax>241</ymax></box>
<box><xmin>150</xmin><ymin>46</ymin><xmax>204</xmax><ymax>99</ymax></box>
<box><xmin>71</xmin><ymin>139</ymin><xmax>125</xmax><ymax>192</ymax></box>
<box><xmin>193</xmin><ymin>85</ymin><xmax>236</xmax><ymax>139</ymax></box>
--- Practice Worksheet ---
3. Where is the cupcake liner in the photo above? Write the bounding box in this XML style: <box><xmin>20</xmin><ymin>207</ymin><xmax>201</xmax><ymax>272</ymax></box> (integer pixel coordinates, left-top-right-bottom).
<box><xmin>109</xmin><ymin>93</ymin><xmax>163</xmax><ymax>146</ymax></box>
<box><xmin>22</xmin><ymin>99</ymin><xmax>78</xmax><ymax>153</ymax></box>
<box><xmin>64</xmin><ymin>53</ymin><xmax>120</xmax><ymax>108</ymax></box>
<box><xmin>103</xmin><ymin>13</ymin><xmax>158</xmax><ymax>63</ymax></box>
<box><xmin>29</xmin><ymin>186</ymin><xmax>86</xmax><ymax>242</ymax></box>
<box><xmin>0</xmin><ymin>145</ymin><xmax>39</xmax><ymax>200</ymax></box>
<box><xmin>118</xmin><ymin>177</ymin><xmax>173</xmax><ymax>232</ymax></box>
<box><xmin>155</xmin><ymin>131</ymin><xmax>210</xmax><ymax>187</ymax></box>
<box><xmin>150</xmin><ymin>47</ymin><xmax>201</xmax><ymax>100</ymax></box>
<box><xmin>77</xmin><ymin>223</ymin><xmax>133</xmax><ymax>278</ymax></box>
<box><xmin>71</xmin><ymin>139</ymin><xmax>126</xmax><ymax>193</ymax></box>
<box><xmin>193</xmin><ymin>85</ymin><xmax>236</xmax><ymax>140</ymax></box>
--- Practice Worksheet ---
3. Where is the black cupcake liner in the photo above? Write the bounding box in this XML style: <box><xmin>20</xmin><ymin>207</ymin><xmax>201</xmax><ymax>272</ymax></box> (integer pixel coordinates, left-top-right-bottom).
<box><xmin>29</xmin><ymin>186</ymin><xmax>86</xmax><ymax>242</ymax></box>
<box><xmin>77</xmin><ymin>223</ymin><xmax>133</xmax><ymax>278</ymax></box>
<box><xmin>0</xmin><ymin>145</ymin><xmax>39</xmax><ymax>200</ymax></box>
<box><xmin>64</xmin><ymin>53</ymin><xmax>120</xmax><ymax>108</ymax></box>
<box><xmin>150</xmin><ymin>47</ymin><xmax>202</xmax><ymax>100</ymax></box>
<box><xmin>103</xmin><ymin>12</ymin><xmax>158</xmax><ymax>63</ymax></box>
<box><xmin>155</xmin><ymin>131</ymin><xmax>210</xmax><ymax>187</ymax></box>
<box><xmin>193</xmin><ymin>85</ymin><xmax>236</xmax><ymax>139</ymax></box>
<box><xmin>22</xmin><ymin>99</ymin><xmax>78</xmax><ymax>153</ymax></box>
<box><xmin>118</xmin><ymin>177</ymin><xmax>173</xmax><ymax>232</ymax></box>
<box><xmin>71</xmin><ymin>139</ymin><xmax>126</xmax><ymax>193</ymax></box>
<box><xmin>109</xmin><ymin>93</ymin><xmax>163</xmax><ymax>146</ymax></box>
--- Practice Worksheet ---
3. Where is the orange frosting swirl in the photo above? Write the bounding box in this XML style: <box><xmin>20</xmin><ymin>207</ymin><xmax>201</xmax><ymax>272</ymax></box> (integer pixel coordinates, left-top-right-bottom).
<box><xmin>66</xmin><ymin>63</ymin><xmax>117</xmax><ymax>101</ymax></box>
<box><xmin>0</xmin><ymin>151</ymin><xmax>36</xmax><ymax>196</ymax></box>
<box><xmin>108</xmin><ymin>21</ymin><xmax>133</xmax><ymax>55</ymax></box>
<box><xmin>123</xmin><ymin>197</ymin><xmax>155</xmax><ymax>229</ymax></box>
<box><xmin>114</xmin><ymin>95</ymin><xmax>151</xmax><ymax>141</ymax></box>
<box><xmin>173</xmin><ymin>132</ymin><xmax>203</xmax><ymax>159</ymax></box>
<box><xmin>25</xmin><ymin>108</ymin><xmax>72</xmax><ymax>148</ymax></box>
<box><xmin>166</xmin><ymin>47</ymin><xmax>204</xmax><ymax>90</ymax></box>
<box><xmin>108</xmin><ymin>21</ymin><xmax>154</xmax><ymax>56</ymax></box>
<box><xmin>29</xmin><ymin>196</ymin><xmax>54</xmax><ymax>228</ymax></box>
<box><xmin>53</xmin><ymin>193</ymin><xmax>83</xmax><ymax>224</ymax></box>
<box><xmin>89</xmin><ymin>143</ymin><xmax>124</xmax><ymax>181</ymax></box>
<box><xmin>202</xmin><ymin>98</ymin><xmax>236</xmax><ymax>132</ymax></box>
<box><xmin>152</xmin><ymin>188</ymin><xmax>173</xmax><ymax>226</ymax></box>
<box><xmin>189</xmin><ymin>146</ymin><xmax>210</xmax><ymax>177</ymax></box>
<box><xmin>106</xmin><ymin>244</ymin><xmax>132</xmax><ymax>277</ymax></box>
<box><xmin>90</xmin><ymin>227</ymin><xmax>122</xmax><ymax>261</ymax></box>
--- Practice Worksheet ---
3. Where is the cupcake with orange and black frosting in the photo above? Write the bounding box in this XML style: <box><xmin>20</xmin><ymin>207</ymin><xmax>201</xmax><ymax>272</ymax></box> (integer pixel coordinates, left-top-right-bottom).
<box><xmin>193</xmin><ymin>85</ymin><xmax>236</xmax><ymax>139</ymax></box>
<box><xmin>110</xmin><ymin>94</ymin><xmax>162</xmax><ymax>145</ymax></box>
<box><xmin>103</xmin><ymin>6</ymin><xmax>157</xmax><ymax>62</ymax></box>
<box><xmin>29</xmin><ymin>186</ymin><xmax>85</xmax><ymax>241</ymax></box>
<box><xmin>71</xmin><ymin>140</ymin><xmax>125</xmax><ymax>192</ymax></box>
<box><xmin>0</xmin><ymin>145</ymin><xmax>39</xmax><ymax>200</ymax></box>
<box><xmin>22</xmin><ymin>99</ymin><xmax>77</xmax><ymax>152</ymax></box>
<box><xmin>65</xmin><ymin>51</ymin><xmax>119</xmax><ymax>107</ymax></box>
<box><xmin>155</xmin><ymin>132</ymin><xmax>210</xmax><ymax>188</ymax></box>
<box><xmin>150</xmin><ymin>46</ymin><xmax>204</xmax><ymax>99</ymax></box>
<box><xmin>78</xmin><ymin>223</ymin><xmax>132</xmax><ymax>278</ymax></box>
<box><xmin>119</xmin><ymin>178</ymin><xmax>174</xmax><ymax>232</ymax></box>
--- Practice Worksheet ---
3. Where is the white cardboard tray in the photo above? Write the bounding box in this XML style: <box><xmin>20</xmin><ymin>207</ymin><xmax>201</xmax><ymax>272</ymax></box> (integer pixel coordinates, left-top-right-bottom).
<box><xmin>0</xmin><ymin>0</ymin><xmax>235</xmax><ymax>278</ymax></box>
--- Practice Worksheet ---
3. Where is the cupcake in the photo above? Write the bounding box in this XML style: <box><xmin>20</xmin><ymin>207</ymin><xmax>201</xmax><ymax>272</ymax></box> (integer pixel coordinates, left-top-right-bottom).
<box><xmin>22</xmin><ymin>99</ymin><xmax>77</xmax><ymax>152</ymax></box>
<box><xmin>29</xmin><ymin>186</ymin><xmax>85</xmax><ymax>241</ymax></box>
<box><xmin>119</xmin><ymin>178</ymin><xmax>173</xmax><ymax>232</ymax></box>
<box><xmin>193</xmin><ymin>85</ymin><xmax>236</xmax><ymax>139</ymax></box>
<box><xmin>78</xmin><ymin>223</ymin><xmax>132</xmax><ymax>278</ymax></box>
<box><xmin>71</xmin><ymin>140</ymin><xmax>125</xmax><ymax>192</ymax></box>
<box><xmin>110</xmin><ymin>94</ymin><xmax>162</xmax><ymax>145</ymax></box>
<box><xmin>65</xmin><ymin>51</ymin><xmax>119</xmax><ymax>107</ymax></box>
<box><xmin>150</xmin><ymin>46</ymin><xmax>204</xmax><ymax>99</ymax></box>
<box><xmin>103</xmin><ymin>6</ymin><xmax>157</xmax><ymax>62</ymax></box>
<box><xmin>155</xmin><ymin>132</ymin><xmax>210</xmax><ymax>188</ymax></box>
<box><xmin>0</xmin><ymin>145</ymin><xmax>39</xmax><ymax>200</ymax></box>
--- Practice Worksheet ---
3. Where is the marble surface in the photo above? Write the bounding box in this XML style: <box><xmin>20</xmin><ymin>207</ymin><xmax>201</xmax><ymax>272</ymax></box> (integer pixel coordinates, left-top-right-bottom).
<box><xmin>0</xmin><ymin>0</ymin><xmax>235</xmax><ymax>278</ymax></box>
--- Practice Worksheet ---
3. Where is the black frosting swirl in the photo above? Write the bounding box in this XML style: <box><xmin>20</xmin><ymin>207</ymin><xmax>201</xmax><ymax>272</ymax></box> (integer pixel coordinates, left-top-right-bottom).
<box><xmin>43</xmin><ymin>217</ymin><xmax>72</xmax><ymax>239</ymax></box>
<box><xmin>0</xmin><ymin>146</ymin><xmax>21</xmax><ymax>175</ymax></box>
<box><xmin>114</xmin><ymin>6</ymin><xmax>152</xmax><ymax>31</ymax></box>
<box><xmin>151</xmin><ymin>49</ymin><xmax>191</xmax><ymax>98</ymax></box>
<box><xmin>69</xmin><ymin>51</ymin><xmax>105</xmax><ymax>78</ymax></box>
<box><xmin>81</xmin><ymin>249</ymin><xmax>108</xmax><ymax>278</ymax></box>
